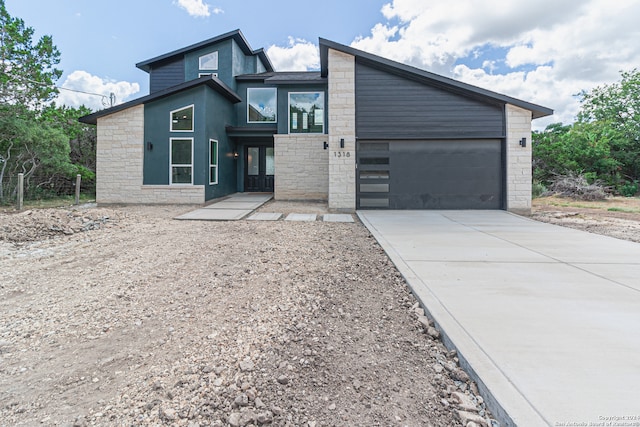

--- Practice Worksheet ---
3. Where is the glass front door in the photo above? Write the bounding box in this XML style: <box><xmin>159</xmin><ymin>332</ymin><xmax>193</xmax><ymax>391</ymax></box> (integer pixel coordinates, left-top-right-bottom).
<box><xmin>244</xmin><ymin>146</ymin><xmax>274</xmax><ymax>192</ymax></box>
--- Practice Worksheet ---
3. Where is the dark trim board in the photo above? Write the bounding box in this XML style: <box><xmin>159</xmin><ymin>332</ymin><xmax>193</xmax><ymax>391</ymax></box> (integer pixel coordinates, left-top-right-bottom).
<box><xmin>357</xmin><ymin>139</ymin><xmax>505</xmax><ymax>210</ymax></box>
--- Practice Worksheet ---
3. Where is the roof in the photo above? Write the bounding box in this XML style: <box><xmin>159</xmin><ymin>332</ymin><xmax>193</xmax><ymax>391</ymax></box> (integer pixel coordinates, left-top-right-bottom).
<box><xmin>136</xmin><ymin>29</ymin><xmax>274</xmax><ymax>73</ymax></box>
<box><xmin>78</xmin><ymin>75</ymin><xmax>241</xmax><ymax>125</ymax></box>
<box><xmin>319</xmin><ymin>38</ymin><xmax>553</xmax><ymax>119</ymax></box>
<box><xmin>236</xmin><ymin>71</ymin><xmax>325</xmax><ymax>85</ymax></box>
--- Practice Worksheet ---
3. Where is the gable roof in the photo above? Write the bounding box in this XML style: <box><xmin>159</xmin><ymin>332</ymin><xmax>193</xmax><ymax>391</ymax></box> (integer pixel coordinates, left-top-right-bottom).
<box><xmin>319</xmin><ymin>38</ymin><xmax>553</xmax><ymax>119</ymax></box>
<box><xmin>78</xmin><ymin>75</ymin><xmax>241</xmax><ymax>125</ymax></box>
<box><xmin>136</xmin><ymin>29</ymin><xmax>274</xmax><ymax>73</ymax></box>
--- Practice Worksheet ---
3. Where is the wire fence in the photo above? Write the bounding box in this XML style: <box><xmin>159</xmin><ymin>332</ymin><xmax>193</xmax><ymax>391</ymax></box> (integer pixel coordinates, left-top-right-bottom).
<box><xmin>0</xmin><ymin>174</ymin><xmax>96</xmax><ymax>206</ymax></box>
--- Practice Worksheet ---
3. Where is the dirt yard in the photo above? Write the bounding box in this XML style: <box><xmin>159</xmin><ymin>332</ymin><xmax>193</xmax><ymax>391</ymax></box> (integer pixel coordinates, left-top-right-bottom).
<box><xmin>530</xmin><ymin>195</ymin><xmax>640</xmax><ymax>242</ymax></box>
<box><xmin>1</xmin><ymin>202</ymin><xmax>491</xmax><ymax>427</ymax></box>
<box><xmin>1</xmin><ymin>196</ymin><xmax>637</xmax><ymax>427</ymax></box>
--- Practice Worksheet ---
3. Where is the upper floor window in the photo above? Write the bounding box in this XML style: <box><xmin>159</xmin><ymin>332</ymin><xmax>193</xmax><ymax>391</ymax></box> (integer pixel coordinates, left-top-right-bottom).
<box><xmin>170</xmin><ymin>105</ymin><xmax>194</xmax><ymax>132</ymax></box>
<box><xmin>289</xmin><ymin>92</ymin><xmax>324</xmax><ymax>133</ymax></box>
<box><xmin>199</xmin><ymin>52</ymin><xmax>218</xmax><ymax>70</ymax></box>
<box><xmin>247</xmin><ymin>88</ymin><xmax>277</xmax><ymax>123</ymax></box>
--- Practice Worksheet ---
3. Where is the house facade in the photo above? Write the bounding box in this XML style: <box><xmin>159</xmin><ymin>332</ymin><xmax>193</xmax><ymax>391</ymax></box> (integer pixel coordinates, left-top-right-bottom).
<box><xmin>80</xmin><ymin>29</ymin><xmax>552</xmax><ymax>214</ymax></box>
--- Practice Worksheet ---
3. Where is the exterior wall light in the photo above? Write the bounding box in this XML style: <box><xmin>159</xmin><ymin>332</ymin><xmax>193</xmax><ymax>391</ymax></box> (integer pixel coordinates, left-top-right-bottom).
<box><xmin>233</xmin><ymin>151</ymin><xmax>239</xmax><ymax>159</ymax></box>
<box><xmin>323</xmin><ymin>141</ymin><xmax>328</xmax><ymax>150</ymax></box>
<box><xmin>519</xmin><ymin>137</ymin><xmax>527</xmax><ymax>147</ymax></box>
<box><xmin>340</xmin><ymin>138</ymin><xmax>345</xmax><ymax>148</ymax></box>
<box><xmin>147</xmin><ymin>142</ymin><xmax>153</xmax><ymax>151</ymax></box>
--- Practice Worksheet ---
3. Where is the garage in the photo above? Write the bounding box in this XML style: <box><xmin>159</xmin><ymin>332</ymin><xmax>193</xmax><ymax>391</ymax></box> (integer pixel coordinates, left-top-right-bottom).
<box><xmin>357</xmin><ymin>139</ymin><xmax>504</xmax><ymax>210</ymax></box>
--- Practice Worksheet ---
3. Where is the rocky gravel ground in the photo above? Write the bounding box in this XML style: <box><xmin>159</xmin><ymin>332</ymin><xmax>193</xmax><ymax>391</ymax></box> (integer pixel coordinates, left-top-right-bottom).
<box><xmin>0</xmin><ymin>204</ymin><xmax>495</xmax><ymax>427</ymax></box>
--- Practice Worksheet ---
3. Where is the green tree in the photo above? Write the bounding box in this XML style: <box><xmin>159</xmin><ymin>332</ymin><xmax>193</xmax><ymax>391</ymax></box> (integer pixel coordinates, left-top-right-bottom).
<box><xmin>578</xmin><ymin>69</ymin><xmax>640</xmax><ymax>182</ymax></box>
<box><xmin>41</xmin><ymin>104</ymin><xmax>96</xmax><ymax>179</ymax></box>
<box><xmin>533</xmin><ymin>122</ymin><xmax>621</xmax><ymax>186</ymax></box>
<box><xmin>0</xmin><ymin>0</ymin><xmax>62</xmax><ymax>108</ymax></box>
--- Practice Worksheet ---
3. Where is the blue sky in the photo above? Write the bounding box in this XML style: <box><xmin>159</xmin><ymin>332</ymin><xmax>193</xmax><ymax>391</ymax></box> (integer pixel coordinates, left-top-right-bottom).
<box><xmin>6</xmin><ymin>0</ymin><xmax>640</xmax><ymax>129</ymax></box>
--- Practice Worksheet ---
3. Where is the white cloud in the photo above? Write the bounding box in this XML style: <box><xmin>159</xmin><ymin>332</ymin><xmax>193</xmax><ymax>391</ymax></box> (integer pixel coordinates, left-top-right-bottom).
<box><xmin>56</xmin><ymin>70</ymin><xmax>140</xmax><ymax>111</ymax></box>
<box><xmin>173</xmin><ymin>0</ymin><xmax>211</xmax><ymax>17</ymax></box>
<box><xmin>266</xmin><ymin>37</ymin><xmax>320</xmax><ymax>71</ymax></box>
<box><xmin>351</xmin><ymin>0</ymin><xmax>640</xmax><ymax>128</ymax></box>
<box><xmin>211</xmin><ymin>7</ymin><xmax>224</xmax><ymax>14</ymax></box>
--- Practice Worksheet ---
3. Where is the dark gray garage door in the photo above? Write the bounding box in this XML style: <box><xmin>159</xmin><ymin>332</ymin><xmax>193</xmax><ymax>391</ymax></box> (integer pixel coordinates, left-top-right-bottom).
<box><xmin>357</xmin><ymin>140</ymin><xmax>504</xmax><ymax>209</ymax></box>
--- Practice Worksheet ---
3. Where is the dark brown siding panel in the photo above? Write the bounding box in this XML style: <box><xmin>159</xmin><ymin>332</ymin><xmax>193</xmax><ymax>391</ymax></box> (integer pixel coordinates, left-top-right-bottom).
<box><xmin>355</xmin><ymin>62</ymin><xmax>505</xmax><ymax>139</ymax></box>
<box><xmin>150</xmin><ymin>59</ymin><xmax>185</xmax><ymax>93</ymax></box>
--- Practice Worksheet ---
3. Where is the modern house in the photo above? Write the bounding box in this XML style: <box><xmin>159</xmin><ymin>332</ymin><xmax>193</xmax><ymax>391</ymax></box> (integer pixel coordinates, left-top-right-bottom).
<box><xmin>79</xmin><ymin>29</ymin><xmax>552</xmax><ymax>213</ymax></box>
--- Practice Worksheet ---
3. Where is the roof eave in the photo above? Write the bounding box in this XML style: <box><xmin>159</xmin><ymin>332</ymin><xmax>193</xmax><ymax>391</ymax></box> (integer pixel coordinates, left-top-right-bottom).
<box><xmin>136</xmin><ymin>29</ymin><xmax>255</xmax><ymax>73</ymax></box>
<box><xmin>78</xmin><ymin>75</ymin><xmax>241</xmax><ymax>125</ymax></box>
<box><xmin>318</xmin><ymin>38</ymin><xmax>553</xmax><ymax>119</ymax></box>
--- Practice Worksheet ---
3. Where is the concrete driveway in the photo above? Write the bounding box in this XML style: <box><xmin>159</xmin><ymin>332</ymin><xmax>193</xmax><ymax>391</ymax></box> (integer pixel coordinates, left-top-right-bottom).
<box><xmin>358</xmin><ymin>210</ymin><xmax>640</xmax><ymax>427</ymax></box>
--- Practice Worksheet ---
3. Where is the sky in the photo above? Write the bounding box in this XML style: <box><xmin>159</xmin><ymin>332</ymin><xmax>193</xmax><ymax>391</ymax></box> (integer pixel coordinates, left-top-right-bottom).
<box><xmin>5</xmin><ymin>0</ymin><xmax>640</xmax><ymax>129</ymax></box>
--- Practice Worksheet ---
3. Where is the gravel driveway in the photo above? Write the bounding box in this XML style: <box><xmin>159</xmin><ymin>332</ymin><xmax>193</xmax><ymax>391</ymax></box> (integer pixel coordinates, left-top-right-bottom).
<box><xmin>0</xmin><ymin>204</ymin><xmax>490</xmax><ymax>426</ymax></box>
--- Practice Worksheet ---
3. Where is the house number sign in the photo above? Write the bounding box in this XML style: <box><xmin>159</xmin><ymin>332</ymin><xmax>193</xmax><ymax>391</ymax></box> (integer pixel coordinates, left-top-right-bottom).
<box><xmin>333</xmin><ymin>151</ymin><xmax>352</xmax><ymax>158</ymax></box>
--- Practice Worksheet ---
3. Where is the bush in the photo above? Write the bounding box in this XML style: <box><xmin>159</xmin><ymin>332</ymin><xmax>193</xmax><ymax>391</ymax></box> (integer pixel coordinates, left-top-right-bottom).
<box><xmin>547</xmin><ymin>173</ymin><xmax>607</xmax><ymax>200</ymax></box>
<box><xmin>618</xmin><ymin>181</ymin><xmax>638</xmax><ymax>197</ymax></box>
<box><xmin>532</xmin><ymin>181</ymin><xmax>547</xmax><ymax>198</ymax></box>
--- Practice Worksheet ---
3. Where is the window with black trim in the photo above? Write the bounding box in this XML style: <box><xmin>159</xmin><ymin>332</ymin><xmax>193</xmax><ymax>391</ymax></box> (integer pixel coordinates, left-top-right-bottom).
<box><xmin>289</xmin><ymin>92</ymin><xmax>324</xmax><ymax>133</ymax></box>
<box><xmin>247</xmin><ymin>88</ymin><xmax>277</xmax><ymax>123</ymax></box>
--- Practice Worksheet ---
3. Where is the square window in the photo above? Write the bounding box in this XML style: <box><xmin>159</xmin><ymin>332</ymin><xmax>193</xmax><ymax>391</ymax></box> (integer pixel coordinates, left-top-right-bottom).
<box><xmin>170</xmin><ymin>138</ymin><xmax>193</xmax><ymax>184</ymax></box>
<box><xmin>199</xmin><ymin>51</ymin><xmax>218</xmax><ymax>70</ymax></box>
<box><xmin>170</xmin><ymin>105</ymin><xmax>194</xmax><ymax>132</ymax></box>
<box><xmin>247</xmin><ymin>88</ymin><xmax>277</xmax><ymax>123</ymax></box>
<box><xmin>289</xmin><ymin>92</ymin><xmax>324</xmax><ymax>133</ymax></box>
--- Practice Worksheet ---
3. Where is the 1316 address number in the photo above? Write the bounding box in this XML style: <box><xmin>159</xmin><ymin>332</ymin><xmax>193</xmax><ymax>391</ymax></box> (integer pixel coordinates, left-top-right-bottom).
<box><xmin>334</xmin><ymin>151</ymin><xmax>351</xmax><ymax>158</ymax></box>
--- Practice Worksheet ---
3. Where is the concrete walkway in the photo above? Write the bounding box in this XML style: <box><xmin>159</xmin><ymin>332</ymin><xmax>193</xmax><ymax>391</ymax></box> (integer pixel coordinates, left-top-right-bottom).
<box><xmin>358</xmin><ymin>210</ymin><xmax>640</xmax><ymax>427</ymax></box>
<box><xmin>175</xmin><ymin>193</ymin><xmax>355</xmax><ymax>222</ymax></box>
<box><xmin>175</xmin><ymin>193</ymin><xmax>273</xmax><ymax>221</ymax></box>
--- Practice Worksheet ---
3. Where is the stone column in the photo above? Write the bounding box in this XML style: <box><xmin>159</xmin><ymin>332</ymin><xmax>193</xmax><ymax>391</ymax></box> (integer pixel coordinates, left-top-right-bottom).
<box><xmin>327</xmin><ymin>49</ymin><xmax>356</xmax><ymax>212</ymax></box>
<box><xmin>505</xmin><ymin>104</ymin><xmax>533</xmax><ymax>214</ymax></box>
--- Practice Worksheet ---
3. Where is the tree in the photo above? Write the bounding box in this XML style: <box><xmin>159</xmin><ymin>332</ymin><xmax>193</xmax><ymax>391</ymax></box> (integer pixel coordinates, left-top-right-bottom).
<box><xmin>0</xmin><ymin>0</ymin><xmax>62</xmax><ymax>108</ymax></box>
<box><xmin>533</xmin><ymin>122</ymin><xmax>621</xmax><ymax>186</ymax></box>
<box><xmin>41</xmin><ymin>104</ymin><xmax>97</xmax><ymax>179</ymax></box>
<box><xmin>578</xmin><ymin>69</ymin><xmax>640</xmax><ymax>182</ymax></box>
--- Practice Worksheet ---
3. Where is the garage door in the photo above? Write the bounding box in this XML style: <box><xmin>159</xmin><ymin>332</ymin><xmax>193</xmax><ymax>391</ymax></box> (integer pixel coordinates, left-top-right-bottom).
<box><xmin>357</xmin><ymin>140</ymin><xmax>504</xmax><ymax>209</ymax></box>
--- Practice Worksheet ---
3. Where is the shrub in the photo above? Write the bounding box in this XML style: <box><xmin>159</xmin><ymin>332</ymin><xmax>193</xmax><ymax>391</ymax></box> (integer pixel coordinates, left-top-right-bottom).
<box><xmin>547</xmin><ymin>173</ymin><xmax>607</xmax><ymax>201</ymax></box>
<box><xmin>618</xmin><ymin>181</ymin><xmax>638</xmax><ymax>197</ymax></box>
<box><xmin>532</xmin><ymin>180</ymin><xmax>547</xmax><ymax>198</ymax></box>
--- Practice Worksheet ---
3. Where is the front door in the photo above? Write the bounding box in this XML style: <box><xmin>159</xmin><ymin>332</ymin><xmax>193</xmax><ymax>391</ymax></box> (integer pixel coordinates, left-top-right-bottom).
<box><xmin>245</xmin><ymin>146</ymin><xmax>274</xmax><ymax>192</ymax></box>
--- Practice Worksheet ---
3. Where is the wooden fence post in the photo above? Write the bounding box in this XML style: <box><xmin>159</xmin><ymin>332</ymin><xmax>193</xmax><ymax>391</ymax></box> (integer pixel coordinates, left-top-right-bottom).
<box><xmin>75</xmin><ymin>174</ymin><xmax>81</xmax><ymax>205</ymax></box>
<box><xmin>17</xmin><ymin>173</ymin><xmax>23</xmax><ymax>211</ymax></box>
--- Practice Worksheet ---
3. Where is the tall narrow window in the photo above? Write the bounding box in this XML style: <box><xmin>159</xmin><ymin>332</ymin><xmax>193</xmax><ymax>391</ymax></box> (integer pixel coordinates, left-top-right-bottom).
<box><xmin>247</xmin><ymin>88</ymin><xmax>277</xmax><ymax>123</ymax></box>
<box><xmin>289</xmin><ymin>92</ymin><xmax>324</xmax><ymax>133</ymax></box>
<box><xmin>170</xmin><ymin>105</ymin><xmax>194</xmax><ymax>132</ymax></box>
<box><xmin>170</xmin><ymin>138</ymin><xmax>193</xmax><ymax>184</ymax></box>
<box><xmin>209</xmin><ymin>139</ymin><xmax>218</xmax><ymax>185</ymax></box>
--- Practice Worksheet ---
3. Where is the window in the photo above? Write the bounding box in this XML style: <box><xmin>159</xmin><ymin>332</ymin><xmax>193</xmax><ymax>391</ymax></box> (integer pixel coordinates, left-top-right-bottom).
<box><xmin>170</xmin><ymin>138</ymin><xmax>193</xmax><ymax>184</ymax></box>
<box><xmin>247</xmin><ymin>88</ymin><xmax>277</xmax><ymax>123</ymax></box>
<box><xmin>289</xmin><ymin>92</ymin><xmax>324</xmax><ymax>133</ymax></box>
<box><xmin>209</xmin><ymin>139</ymin><xmax>218</xmax><ymax>185</ymax></box>
<box><xmin>199</xmin><ymin>51</ymin><xmax>218</xmax><ymax>70</ymax></box>
<box><xmin>170</xmin><ymin>105</ymin><xmax>194</xmax><ymax>132</ymax></box>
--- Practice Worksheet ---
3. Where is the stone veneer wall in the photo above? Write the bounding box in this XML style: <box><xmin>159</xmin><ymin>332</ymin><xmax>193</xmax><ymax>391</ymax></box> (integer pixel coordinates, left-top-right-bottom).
<box><xmin>96</xmin><ymin>105</ymin><xmax>204</xmax><ymax>204</ymax></box>
<box><xmin>505</xmin><ymin>104</ymin><xmax>533</xmax><ymax>214</ymax></box>
<box><xmin>327</xmin><ymin>49</ymin><xmax>356</xmax><ymax>212</ymax></box>
<box><xmin>273</xmin><ymin>134</ymin><xmax>328</xmax><ymax>200</ymax></box>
